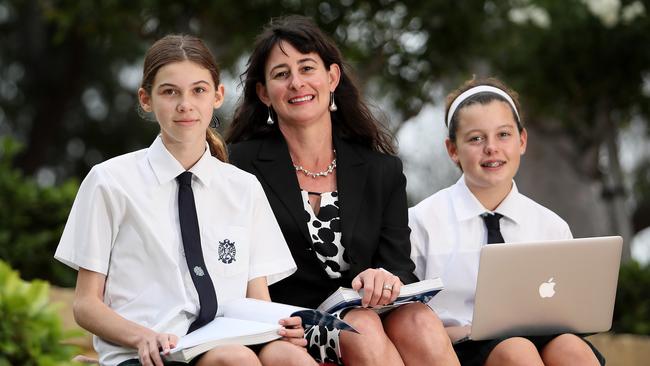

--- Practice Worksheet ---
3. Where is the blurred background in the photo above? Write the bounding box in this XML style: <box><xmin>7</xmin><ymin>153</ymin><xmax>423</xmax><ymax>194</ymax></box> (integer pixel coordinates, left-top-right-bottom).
<box><xmin>1</xmin><ymin>0</ymin><xmax>649</xmax><ymax>364</ymax></box>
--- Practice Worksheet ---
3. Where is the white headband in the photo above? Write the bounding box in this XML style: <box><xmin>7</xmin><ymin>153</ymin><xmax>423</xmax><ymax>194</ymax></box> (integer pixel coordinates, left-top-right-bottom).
<box><xmin>446</xmin><ymin>85</ymin><xmax>520</xmax><ymax>128</ymax></box>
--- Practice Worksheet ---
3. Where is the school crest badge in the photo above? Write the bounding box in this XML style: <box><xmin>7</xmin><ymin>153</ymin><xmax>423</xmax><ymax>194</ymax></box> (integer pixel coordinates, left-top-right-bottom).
<box><xmin>218</xmin><ymin>239</ymin><xmax>236</xmax><ymax>264</ymax></box>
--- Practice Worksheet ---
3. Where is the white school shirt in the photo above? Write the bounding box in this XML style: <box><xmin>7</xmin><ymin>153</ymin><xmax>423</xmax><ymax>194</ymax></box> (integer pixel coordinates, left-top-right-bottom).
<box><xmin>409</xmin><ymin>175</ymin><xmax>572</xmax><ymax>327</ymax></box>
<box><xmin>55</xmin><ymin>136</ymin><xmax>296</xmax><ymax>366</ymax></box>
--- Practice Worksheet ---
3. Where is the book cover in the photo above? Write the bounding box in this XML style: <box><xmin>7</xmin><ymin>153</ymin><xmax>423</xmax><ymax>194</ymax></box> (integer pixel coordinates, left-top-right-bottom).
<box><xmin>317</xmin><ymin>278</ymin><xmax>444</xmax><ymax>314</ymax></box>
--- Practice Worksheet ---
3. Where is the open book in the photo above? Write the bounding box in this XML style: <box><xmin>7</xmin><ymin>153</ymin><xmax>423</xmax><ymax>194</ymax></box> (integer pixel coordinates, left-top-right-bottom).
<box><xmin>165</xmin><ymin>298</ymin><xmax>355</xmax><ymax>363</ymax></box>
<box><xmin>317</xmin><ymin>278</ymin><xmax>444</xmax><ymax>314</ymax></box>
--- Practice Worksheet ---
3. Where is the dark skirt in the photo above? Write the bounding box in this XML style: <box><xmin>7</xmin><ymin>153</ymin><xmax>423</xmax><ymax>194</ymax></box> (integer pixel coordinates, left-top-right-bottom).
<box><xmin>117</xmin><ymin>358</ymin><xmax>200</xmax><ymax>366</ymax></box>
<box><xmin>453</xmin><ymin>334</ymin><xmax>605</xmax><ymax>366</ymax></box>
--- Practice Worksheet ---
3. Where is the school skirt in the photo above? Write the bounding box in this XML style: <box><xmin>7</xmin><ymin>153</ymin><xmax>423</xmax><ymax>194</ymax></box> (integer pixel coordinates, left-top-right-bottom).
<box><xmin>453</xmin><ymin>334</ymin><xmax>605</xmax><ymax>366</ymax></box>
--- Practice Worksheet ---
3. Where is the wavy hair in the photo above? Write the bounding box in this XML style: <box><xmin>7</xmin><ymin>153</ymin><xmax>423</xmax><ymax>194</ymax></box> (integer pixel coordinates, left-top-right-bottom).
<box><xmin>226</xmin><ymin>15</ymin><xmax>395</xmax><ymax>155</ymax></box>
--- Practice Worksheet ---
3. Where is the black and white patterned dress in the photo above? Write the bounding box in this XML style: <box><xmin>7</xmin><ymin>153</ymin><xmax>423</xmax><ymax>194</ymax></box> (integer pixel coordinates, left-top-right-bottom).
<box><xmin>300</xmin><ymin>190</ymin><xmax>348</xmax><ymax>364</ymax></box>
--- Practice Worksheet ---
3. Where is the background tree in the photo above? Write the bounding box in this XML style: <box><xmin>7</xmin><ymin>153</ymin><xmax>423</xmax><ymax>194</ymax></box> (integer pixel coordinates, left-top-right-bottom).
<box><xmin>1</xmin><ymin>0</ymin><xmax>490</xmax><ymax>179</ymax></box>
<box><xmin>1</xmin><ymin>0</ymin><xmax>649</xmax><ymax>276</ymax></box>
<box><xmin>487</xmin><ymin>0</ymin><xmax>650</xmax><ymax>262</ymax></box>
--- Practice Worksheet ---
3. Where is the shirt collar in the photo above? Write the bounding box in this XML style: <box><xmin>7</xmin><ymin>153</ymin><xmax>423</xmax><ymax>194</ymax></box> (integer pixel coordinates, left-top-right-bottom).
<box><xmin>146</xmin><ymin>135</ymin><xmax>215</xmax><ymax>187</ymax></box>
<box><xmin>450</xmin><ymin>175</ymin><xmax>523</xmax><ymax>224</ymax></box>
<box><xmin>494</xmin><ymin>181</ymin><xmax>523</xmax><ymax>225</ymax></box>
<box><xmin>451</xmin><ymin>175</ymin><xmax>488</xmax><ymax>222</ymax></box>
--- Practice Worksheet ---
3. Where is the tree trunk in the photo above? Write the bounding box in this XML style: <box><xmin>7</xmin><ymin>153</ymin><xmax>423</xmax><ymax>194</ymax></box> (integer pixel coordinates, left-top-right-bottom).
<box><xmin>12</xmin><ymin>3</ymin><xmax>87</xmax><ymax>175</ymax></box>
<box><xmin>519</xmin><ymin>122</ymin><xmax>633</xmax><ymax>261</ymax></box>
<box><xmin>601</xmin><ymin>112</ymin><xmax>634</xmax><ymax>262</ymax></box>
<box><xmin>517</xmin><ymin>127</ymin><xmax>612</xmax><ymax>239</ymax></box>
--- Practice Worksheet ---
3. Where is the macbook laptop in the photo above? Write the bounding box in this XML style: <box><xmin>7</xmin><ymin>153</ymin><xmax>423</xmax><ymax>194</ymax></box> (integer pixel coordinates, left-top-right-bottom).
<box><xmin>454</xmin><ymin>236</ymin><xmax>622</xmax><ymax>343</ymax></box>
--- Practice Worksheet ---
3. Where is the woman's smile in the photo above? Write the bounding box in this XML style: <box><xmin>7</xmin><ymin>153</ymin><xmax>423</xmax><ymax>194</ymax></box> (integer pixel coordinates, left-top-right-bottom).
<box><xmin>288</xmin><ymin>94</ymin><xmax>315</xmax><ymax>104</ymax></box>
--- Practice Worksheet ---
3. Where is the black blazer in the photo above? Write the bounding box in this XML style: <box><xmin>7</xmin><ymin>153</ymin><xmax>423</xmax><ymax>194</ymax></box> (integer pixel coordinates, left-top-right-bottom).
<box><xmin>229</xmin><ymin>131</ymin><xmax>418</xmax><ymax>308</ymax></box>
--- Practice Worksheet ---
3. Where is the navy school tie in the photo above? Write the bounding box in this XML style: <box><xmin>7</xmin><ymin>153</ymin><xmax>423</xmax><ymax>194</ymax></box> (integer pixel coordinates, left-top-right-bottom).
<box><xmin>481</xmin><ymin>212</ymin><xmax>505</xmax><ymax>244</ymax></box>
<box><xmin>177</xmin><ymin>171</ymin><xmax>218</xmax><ymax>333</ymax></box>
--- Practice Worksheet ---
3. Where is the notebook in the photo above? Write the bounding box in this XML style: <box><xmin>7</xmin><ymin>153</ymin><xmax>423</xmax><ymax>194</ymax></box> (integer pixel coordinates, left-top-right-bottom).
<box><xmin>454</xmin><ymin>236</ymin><xmax>622</xmax><ymax>343</ymax></box>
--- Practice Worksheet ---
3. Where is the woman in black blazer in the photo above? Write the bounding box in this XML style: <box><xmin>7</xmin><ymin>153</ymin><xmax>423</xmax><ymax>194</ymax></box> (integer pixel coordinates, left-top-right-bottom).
<box><xmin>227</xmin><ymin>15</ymin><xmax>458</xmax><ymax>366</ymax></box>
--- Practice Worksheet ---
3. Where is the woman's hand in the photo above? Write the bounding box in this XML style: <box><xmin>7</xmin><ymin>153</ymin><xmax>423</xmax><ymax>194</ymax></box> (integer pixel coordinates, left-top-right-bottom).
<box><xmin>278</xmin><ymin>316</ymin><xmax>307</xmax><ymax>347</ymax></box>
<box><xmin>351</xmin><ymin>268</ymin><xmax>403</xmax><ymax>307</ymax></box>
<box><xmin>136</xmin><ymin>330</ymin><xmax>179</xmax><ymax>366</ymax></box>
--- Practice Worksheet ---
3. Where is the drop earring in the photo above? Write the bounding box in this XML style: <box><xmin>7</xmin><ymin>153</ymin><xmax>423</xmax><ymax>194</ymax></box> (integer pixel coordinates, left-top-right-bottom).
<box><xmin>329</xmin><ymin>91</ymin><xmax>337</xmax><ymax>112</ymax></box>
<box><xmin>266</xmin><ymin>106</ymin><xmax>275</xmax><ymax>125</ymax></box>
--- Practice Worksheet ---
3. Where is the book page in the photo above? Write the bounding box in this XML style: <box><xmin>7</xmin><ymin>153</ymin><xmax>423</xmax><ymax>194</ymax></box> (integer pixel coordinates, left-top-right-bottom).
<box><xmin>397</xmin><ymin>278</ymin><xmax>444</xmax><ymax>297</ymax></box>
<box><xmin>167</xmin><ymin>298</ymin><xmax>358</xmax><ymax>362</ymax></box>
<box><xmin>218</xmin><ymin>298</ymin><xmax>308</xmax><ymax>324</ymax></box>
<box><xmin>318</xmin><ymin>278</ymin><xmax>444</xmax><ymax>313</ymax></box>
<box><xmin>173</xmin><ymin>317</ymin><xmax>281</xmax><ymax>350</ymax></box>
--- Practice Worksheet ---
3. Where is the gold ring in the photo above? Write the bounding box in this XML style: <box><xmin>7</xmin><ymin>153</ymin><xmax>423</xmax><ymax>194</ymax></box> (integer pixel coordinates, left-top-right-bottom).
<box><xmin>382</xmin><ymin>284</ymin><xmax>393</xmax><ymax>291</ymax></box>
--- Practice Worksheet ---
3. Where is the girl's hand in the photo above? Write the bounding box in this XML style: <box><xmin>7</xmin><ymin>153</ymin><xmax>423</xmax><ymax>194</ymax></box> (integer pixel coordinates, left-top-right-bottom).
<box><xmin>278</xmin><ymin>316</ymin><xmax>307</xmax><ymax>347</ymax></box>
<box><xmin>136</xmin><ymin>331</ymin><xmax>179</xmax><ymax>366</ymax></box>
<box><xmin>351</xmin><ymin>268</ymin><xmax>403</xmax><ymax>307</ymax></box>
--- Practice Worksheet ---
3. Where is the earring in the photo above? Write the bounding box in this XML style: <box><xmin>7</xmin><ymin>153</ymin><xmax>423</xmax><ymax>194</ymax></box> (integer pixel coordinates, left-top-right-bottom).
<box><xmin>210</xmin><ymin>111</ymin><xmax>220</xmax><ymax>128</ymax></box>
<box><xmin>329</xmin><ymin>91</ymin><xmax>338</xmax><ymax>112</ymax></box>
<box><xmin>266</xmin><ymin>106</ymin><xmax>275</xmax><ymax>125</ymax></box>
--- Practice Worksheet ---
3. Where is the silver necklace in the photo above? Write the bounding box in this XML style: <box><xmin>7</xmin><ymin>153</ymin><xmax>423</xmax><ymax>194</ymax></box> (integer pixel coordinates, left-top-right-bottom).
<box><xmin>293</xmin><ymin>150</ymin><xmax>337</xmax><ymax>179</ymax></box>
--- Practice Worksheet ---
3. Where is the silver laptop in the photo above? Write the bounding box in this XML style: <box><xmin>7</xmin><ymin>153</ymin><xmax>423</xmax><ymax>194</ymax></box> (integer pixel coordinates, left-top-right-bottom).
<box><xmin>461</xmin><ymin>236</ymin><xmax>622</xmax><ymax>342</ymax></box>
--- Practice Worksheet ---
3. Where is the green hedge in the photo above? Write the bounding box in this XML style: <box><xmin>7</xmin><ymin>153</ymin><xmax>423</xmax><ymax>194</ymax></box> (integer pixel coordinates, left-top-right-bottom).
<box><xmin>0</xmin><ymin>260</ymin><xmax>80</xmax><ymax>365</ymax></box>
<box><xmin>0</xmin><ymin>137</ymin><xmax>78</xmax><ymax>287</ymax></box>
<box><xmin>612</xmin><ymin>260</ymin><xmax>650</xmax><ymax>335</ymax></box>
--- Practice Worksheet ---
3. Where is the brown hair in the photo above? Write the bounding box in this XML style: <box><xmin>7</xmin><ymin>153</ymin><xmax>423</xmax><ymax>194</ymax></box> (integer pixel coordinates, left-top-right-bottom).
<box><xmin>225</xmin><ymin>15</ymin><xmax>396</xmax><ymax>155</ymax></box>
<box><xmin>444</xmin><ymin>77</ymin><xmax>524</xmax><ymax>142</ymax></box>
<box><xmin>141</xmin><ymin>34</ymin><xmax>228</xmax><ymax>162</ymax></box>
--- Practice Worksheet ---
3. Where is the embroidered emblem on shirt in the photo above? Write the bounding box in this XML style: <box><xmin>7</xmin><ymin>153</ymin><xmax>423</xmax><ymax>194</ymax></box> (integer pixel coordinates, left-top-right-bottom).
<box><xmin>218</xmin><ymin>239</ymin><xmax>237</xmax><ymax>264</ymax></box>
<box><xmin>193</xmin><ymin>266</ymin><xmax>205</xmax><ymax>277</ymax></box>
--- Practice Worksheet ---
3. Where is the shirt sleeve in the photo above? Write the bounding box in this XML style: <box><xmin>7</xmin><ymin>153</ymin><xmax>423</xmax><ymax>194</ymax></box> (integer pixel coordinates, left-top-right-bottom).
<box><xmin>559</xmin><ymin>220</ymin><xmax>573</xmax><ymax>240</ymax></box>
<box><xmin>408</xmin><ymin>207</ymin><xmax>428</xmax><ymax>281</ymax></box>
<box><xmin>54</xmin><ymin>166</ymin><xmax>121</xmax><ymax>274</ymax></box>
<box><xmin>374</xmin><ymin>156</ymin><xmax>419</xmax><ymax>284</ymax></box>
<box><xmin>246</xmin><ymin>179</ymin><xmax>297</xmax><ymax>285</ymax></box>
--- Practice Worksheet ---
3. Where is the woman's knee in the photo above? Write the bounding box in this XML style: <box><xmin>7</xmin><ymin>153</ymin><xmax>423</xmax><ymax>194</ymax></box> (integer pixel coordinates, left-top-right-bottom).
<box><xmin>343</xmin><ymin>308</ymin><xmax>386</xmax><ymax>339</ymax></box>
<box><xmin>384</xmin><ymin>303</ymin><xmax>445</xmax><ymax>341</ymax></box>
<box><xmin>485</xmin><ymin>337</ymin><xmax>544</xmax><ymax>366</ymax></box>
<box><xmin>384</xmin><ymin>303</ymin><xmax>458</xmax><ymax>363</ymax></box>
<box><xmin>258</xmin><ymin>341</ymin><xmax>317</xmax><ymax>366</ymax></box>
<box><xmin>197</xmin><ymin>345</ymin><xmax>261</xmax><ymax>366</ymax></box>
<box><xmin>339</xmin><ymin>308</ymin><xmax>393</xmax><ymax>359</ymax></box>
<box><xmin>541</xmin><ymin>334</ymin><xmax>600</xmax><ymax>366</ymax></box>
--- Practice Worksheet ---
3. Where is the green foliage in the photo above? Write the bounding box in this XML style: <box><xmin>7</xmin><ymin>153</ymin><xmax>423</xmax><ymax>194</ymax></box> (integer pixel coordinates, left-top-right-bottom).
<box><xmin>0</xmin><ymin>0</ymin><xmax>491</xmax><ymax>178</ymax></box>
<box><xmin>612</xmin><ymin>260</ymin><xmax>650</xmax><ymax>335</ymax></box>
<box><xmin>487</xmin><ymin>0</ymin><xmax>650</xmax><ymax>138</ymax></box>
<box><xmin>0</xmin><ymin>260</ymin><xmax>80</xmax><ymax>366</ymax></box>
<box><xmin>0</xmin><ymin>137</ymin><xmax>78</xmax><ymax>287</ymax></box>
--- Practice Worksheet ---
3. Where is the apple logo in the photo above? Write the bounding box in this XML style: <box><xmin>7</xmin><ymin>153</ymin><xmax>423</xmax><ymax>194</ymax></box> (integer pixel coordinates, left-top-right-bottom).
<box><xmin>538</xmin><ymin>277</ymin><xmax>556</xmax><ymax>298</ymax></box>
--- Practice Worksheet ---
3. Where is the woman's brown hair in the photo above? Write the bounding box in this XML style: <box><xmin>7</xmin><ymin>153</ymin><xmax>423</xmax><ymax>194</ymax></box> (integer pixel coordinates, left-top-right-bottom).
<box><xmin>141</xmin><ymin>34</ymin><xmax>228</xmax><ymax>162</ymax></box>
<box><xmin>226</xmin><ymin>15</ymin><xmax>396</xmax><ymax>155</ymax></box>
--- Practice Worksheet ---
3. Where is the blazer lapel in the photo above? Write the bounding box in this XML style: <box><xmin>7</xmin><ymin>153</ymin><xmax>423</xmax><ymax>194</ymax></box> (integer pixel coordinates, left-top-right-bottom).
<box><xmin>252</xmin><ymin>135</ymin><xmax>313</xmax><ymax>246</ymax></box>
<box><xmin>334</xmin><ymin>135</ymin><xmax>368</xmax><ymax>253</ymax></box>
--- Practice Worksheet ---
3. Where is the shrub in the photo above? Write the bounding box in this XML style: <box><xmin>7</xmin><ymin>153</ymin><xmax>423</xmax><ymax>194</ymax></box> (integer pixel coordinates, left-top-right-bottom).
<box><xmin>0</xmin><ymin>137</ymin><xmax>78</xmax><ymax>287</ymax></box>
<box><xmin>0</xmin><ymin>260</ymin><xmax>80</xmax><ymax>365</ymax></box>
<box><xmin>612</xmin><ymin>260</ymin><xmax>650</xmax><ymax>335</ymax></box>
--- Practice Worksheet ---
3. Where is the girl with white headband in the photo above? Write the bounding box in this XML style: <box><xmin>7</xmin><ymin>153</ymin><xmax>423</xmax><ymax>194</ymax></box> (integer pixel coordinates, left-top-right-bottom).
<box><xmin>408</xmin><ymin>77</ymin><xmax>605</xmax><ymax>366</ymax></box>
